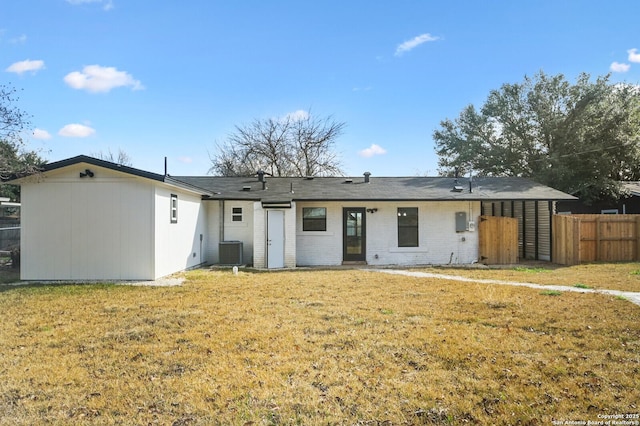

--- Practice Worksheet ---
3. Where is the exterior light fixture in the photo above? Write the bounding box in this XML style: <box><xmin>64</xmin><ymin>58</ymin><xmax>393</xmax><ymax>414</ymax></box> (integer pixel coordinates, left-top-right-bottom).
<box><xmin>79</xmin><ymin>169</ymin><xmax>94</xmax><ymax>178</ymax></box>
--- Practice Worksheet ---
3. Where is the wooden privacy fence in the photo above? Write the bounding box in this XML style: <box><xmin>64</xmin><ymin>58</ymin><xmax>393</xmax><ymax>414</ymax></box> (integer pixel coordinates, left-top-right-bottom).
<box><xmin>478</xmin><ymin>215</ymin><xmax>518</xmax><ymax>265</ymax></box>
<box><xmin>553</xmin><ymin>214</ymin><xmax>640</xmax><ymax>265</ymax></box>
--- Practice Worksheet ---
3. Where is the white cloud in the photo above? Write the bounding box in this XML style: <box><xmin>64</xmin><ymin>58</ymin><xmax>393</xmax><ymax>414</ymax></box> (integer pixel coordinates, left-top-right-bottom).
<box><xmin>395</xmin><ymin>33</ymin><xmax>440</xmax><ymax>56</ymax></box>
<box><xmin>610</xmin><ymin>61</ymin><xmax>631</xmax><ymax>73</ymax></box>
<box><xmin>64</xmin><ymin>65</ymin><xmax>143</xmax><ymax>93</ymax></box>
<box><xmin>359</xmin><ymin>144</ymin><xmax>387</xmax><ymax>158</ymax></box>
<box><xmin>628</xmin><ymin>48</ymin><xmax>640</xmax><ymax>63</ymax></box>
<box><xmin>32</xmin><ymin>128</ymin><xmax>52</xmax><ymax>140</ymax></box>
<box><xmin>5</xmin><ymin>59</ymin><xmax>45</xmax><ymax>75</ymax></box>
<box><xmin>66</xmin><ymin>0</ymin><xmax>113</xmax><ymax>11</ymax></box>
<box><xmin>58</xmin><ymin>124</ymin><xmax>96</xmax><ymax>138</ymax></box>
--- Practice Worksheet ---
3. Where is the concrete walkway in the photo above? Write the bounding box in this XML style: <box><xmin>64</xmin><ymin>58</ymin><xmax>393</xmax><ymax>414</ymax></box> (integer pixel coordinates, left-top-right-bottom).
<box><xmin>0</xmin><ymin>276</ymin><xmax>185</xmax><ymax>288</ymax></box>
<box><xmin>366</xmin><ymin>268</ymin><xmax>640</xmax><ymax>307</ymax></box>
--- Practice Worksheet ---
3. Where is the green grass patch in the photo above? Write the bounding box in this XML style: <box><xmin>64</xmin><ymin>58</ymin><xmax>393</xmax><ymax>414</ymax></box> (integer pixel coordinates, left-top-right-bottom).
<box><xmin>514</xmin><ymin>266</ymin><xmax>551</xmax><ymax>273</ymax></box>
<box><xmin>573</xmin><ymin>283</ymin><xmax>591</xmax><ymax>289</ymax></box>
<box><xmin>540</xmin><ymin>290</ymin><xmax>562</xmax><ymax>296</ymax></box>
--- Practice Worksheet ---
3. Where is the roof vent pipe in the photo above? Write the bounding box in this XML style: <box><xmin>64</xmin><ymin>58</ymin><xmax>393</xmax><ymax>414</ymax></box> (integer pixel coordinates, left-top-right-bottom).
<box><xmin>364</xmin><ymin>172</ymin><xmax>371</xmax><ymax>183</ymax></box>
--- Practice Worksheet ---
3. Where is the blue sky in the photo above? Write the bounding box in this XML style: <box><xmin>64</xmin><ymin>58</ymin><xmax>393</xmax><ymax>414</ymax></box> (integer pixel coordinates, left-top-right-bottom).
<box><xmin>2</xmin><ymin>1</ymin><xmax>639</xmax><ymax>177</ymax></box>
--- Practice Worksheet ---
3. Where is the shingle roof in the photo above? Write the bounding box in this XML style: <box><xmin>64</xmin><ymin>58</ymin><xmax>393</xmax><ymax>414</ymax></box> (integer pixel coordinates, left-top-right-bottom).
<box><xmin>33</xmin><ymin>155</ymin><xmax>214</xmax><ymax>196</ymax></box>
<box><xmin>173</xmin><ymin>175</ymin><xmax>577</xmax><ymax>202</ymax></box>
<box><xmin>622</xmin><ymin>182</ymin><xmax>640</xmax><ymax>197</ymax></box>
<box><xmin>10</xmin><ymin>155</ymin><xmax>576</xmax><ymax>201</ymax></box>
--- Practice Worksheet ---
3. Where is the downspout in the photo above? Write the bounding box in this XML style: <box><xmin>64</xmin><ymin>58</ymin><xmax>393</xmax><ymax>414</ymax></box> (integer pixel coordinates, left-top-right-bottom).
<box><xmin>219</xmin><ymin>200</ymin><xmax>225</xmax><ymax>242</ymax></box>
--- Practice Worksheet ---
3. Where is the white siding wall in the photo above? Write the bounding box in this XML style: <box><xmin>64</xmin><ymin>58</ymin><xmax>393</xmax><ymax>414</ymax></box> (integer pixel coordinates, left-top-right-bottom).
<box><xmin>20</xmin><ymin>165</ymin><xmax>154</xmax><ymax>280</ymax></box>
<box><xmin>203</xmin><ymin>201</ymin><xmax>221</xmax><ymax>264</ymax></box>
<box><xmin>153</xmin><ymin>186</ymin><xmax>207</xmax><ymax>279</ymax></box>
<box><xmin>296</xmin><ymin>201</ymin><xmax>481</xmax><ymax>266</ymax></box>
<box><xmin>202</xmin><ymin>200</ymin><xmax>255</xmax><ymax>265</ymax></box>
<box><xmin>222</xmin><ymin>200</ymin><xmax>254</xmax><ymax>265</ymax></box>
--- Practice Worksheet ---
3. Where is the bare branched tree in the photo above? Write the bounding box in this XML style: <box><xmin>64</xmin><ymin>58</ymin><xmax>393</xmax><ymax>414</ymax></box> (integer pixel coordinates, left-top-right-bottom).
<box><xmin>91</xmin><ymin>148</ymin><xmax>133</xmax><ymax>166</ymax></box>
<box><xmin>209</xmin><ymin>111</ymin><xmax>345</xmax><ymax>177</ymax></box>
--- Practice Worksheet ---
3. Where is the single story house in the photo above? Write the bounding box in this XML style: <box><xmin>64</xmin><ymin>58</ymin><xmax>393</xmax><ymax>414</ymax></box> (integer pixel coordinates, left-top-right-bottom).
<box><xmin>6</xmin><ymin>155</ymin><xmax>576</xmax><ymax>280</ymax></box>
<box><xmin>556</xmin><ymin>182</ymin><xmax>640</xmax><ymax>214</ymax></box>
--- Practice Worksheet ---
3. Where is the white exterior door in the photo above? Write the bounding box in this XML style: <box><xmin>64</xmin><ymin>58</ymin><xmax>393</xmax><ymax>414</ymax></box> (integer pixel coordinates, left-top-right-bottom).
<box><xmin>267</xmin><ymin>210</ymin><xmax>285</xmax><ymax>268</ymax></box>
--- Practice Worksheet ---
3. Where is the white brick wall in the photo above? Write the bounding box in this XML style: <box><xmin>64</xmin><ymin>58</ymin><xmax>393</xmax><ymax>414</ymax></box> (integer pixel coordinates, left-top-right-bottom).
<box><xmin>284</xmin><ymin>202</ymin><xmax>297</xmax><ymax>268</ymax></box>
<box><xmin>203</xmin><ymin>201</ymin><xmax>220</xmax><ymax>264</ymax></box>
<box><xmin>252</xmin><ymin>202</ymin><xmax>266</xmax><ymax>267</ymax></box>
<box><xmin>296</xmin><ymin>201</ymin><xmax>481</xmax><ymax>266</ymax></box>
<box><xmin>207</xmin><ymin>199</ymin><xmax>482</xmax><ymax>268</ymax></box>
<box><xmin>251</xmin><ymin>202</ymin><xmax>296</xmax><ymax>268</ymax></box>
<box><xmin>295</xmin><ymin>202</ymin><xmax>343</xmax><ymax>265</ymax></box>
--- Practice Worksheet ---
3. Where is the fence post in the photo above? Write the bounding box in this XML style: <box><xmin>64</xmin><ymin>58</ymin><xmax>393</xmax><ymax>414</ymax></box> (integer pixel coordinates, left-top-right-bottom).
<box><xmin>595</xmin><ymin>216</ymin><xmax>601</xmax><ymax>261</ymax></box>
<box><xmin>636</xmin><ymin>216</ymin><xmax>640</xmax><ymax>261</ymax></box>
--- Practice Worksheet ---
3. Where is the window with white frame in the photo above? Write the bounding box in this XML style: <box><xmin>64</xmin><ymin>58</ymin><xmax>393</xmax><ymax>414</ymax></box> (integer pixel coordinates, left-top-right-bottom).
<box><xmin>231</xmin><ymin>207</ymin><xmax>243</xmax><ymax>222</ymax></box>
<box><xmin>170</xmin><ymin>194</ymin><xmax>178</xmax><ymax>223</ymax></box>
<box><xmin>397</xmin><ymin>207</ymin><xmax>418</xmax><ymax>247</ymax></box>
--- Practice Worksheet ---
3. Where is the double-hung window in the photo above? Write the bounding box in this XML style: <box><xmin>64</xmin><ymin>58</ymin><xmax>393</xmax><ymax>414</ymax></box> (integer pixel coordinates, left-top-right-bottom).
<box><xmin>397</xmin><ymin>207</ymin><xmax>418</xmax><ymax>247</ymax></box>
<box><xmin>303</xmin><ymin>207</ymin><xmax>327</xmax><ymax>231</ymax></box>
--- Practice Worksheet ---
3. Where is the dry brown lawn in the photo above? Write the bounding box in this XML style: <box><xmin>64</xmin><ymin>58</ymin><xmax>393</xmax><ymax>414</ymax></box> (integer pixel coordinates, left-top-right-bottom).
<box><xmin>420</xmin><ymin>262</ymin><xmax>640</xmax><ymax>293</ymax></box>
<box><xmin>0</xmin><ymin>268</ymin><xmax>639</xmax><ymax>425</ymax></box>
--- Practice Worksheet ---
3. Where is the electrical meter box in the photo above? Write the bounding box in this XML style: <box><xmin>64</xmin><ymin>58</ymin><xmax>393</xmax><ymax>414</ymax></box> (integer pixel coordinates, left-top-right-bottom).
<box><xmin>455</xmin><ymin>212</ymin><xmax>467</xmax><ymax>232</ymax></box>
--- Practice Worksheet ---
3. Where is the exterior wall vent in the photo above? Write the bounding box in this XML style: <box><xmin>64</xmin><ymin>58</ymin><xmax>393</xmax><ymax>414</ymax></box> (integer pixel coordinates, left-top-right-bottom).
<box><xmin>219</xmin><ymin>241</ymin><xmax>243</xmax><ymax>265</ymax></box>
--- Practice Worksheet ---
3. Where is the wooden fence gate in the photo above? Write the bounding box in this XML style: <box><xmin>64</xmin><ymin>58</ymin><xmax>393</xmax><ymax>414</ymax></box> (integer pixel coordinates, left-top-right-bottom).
<box><xmin>553</xmin><ymin>214</ymin><xmax>640</xmax><ymax>265</ymax></box>
<box><xmin>478</xmin><ymin>215</ymin><xmax>518</xmax><ymax>265</ymax></box>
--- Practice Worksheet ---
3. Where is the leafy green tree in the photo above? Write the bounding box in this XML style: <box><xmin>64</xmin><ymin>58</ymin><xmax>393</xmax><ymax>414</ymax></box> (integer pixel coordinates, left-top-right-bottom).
<box><xmin>0</xmin><ymin>84</ymin><xmax>46</xmax><ymax>201</ymax></box>
<box><xmin>434</xmin><ymin>72</ymin><xmax>640</xmax><ymax>203</ymax></box>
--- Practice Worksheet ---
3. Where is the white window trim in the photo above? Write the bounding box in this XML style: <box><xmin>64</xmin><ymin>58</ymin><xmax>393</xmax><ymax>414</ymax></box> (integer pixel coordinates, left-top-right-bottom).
<box><xmin>170</xmin><ymin>194</ymin><xmax>178</xmax><ymax>223</ymax></box>
<box><xmin>231</xmin><ymin>207</ymin><xmax>243</xmax><ymax>222</ymax></box>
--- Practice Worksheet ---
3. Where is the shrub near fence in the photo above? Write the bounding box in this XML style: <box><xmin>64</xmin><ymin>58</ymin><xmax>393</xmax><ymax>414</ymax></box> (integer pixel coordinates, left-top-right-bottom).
<box><xmin>553</xmin><ymin>214</ymin><xmax>640</xmax><ymax>265</ymax></box>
